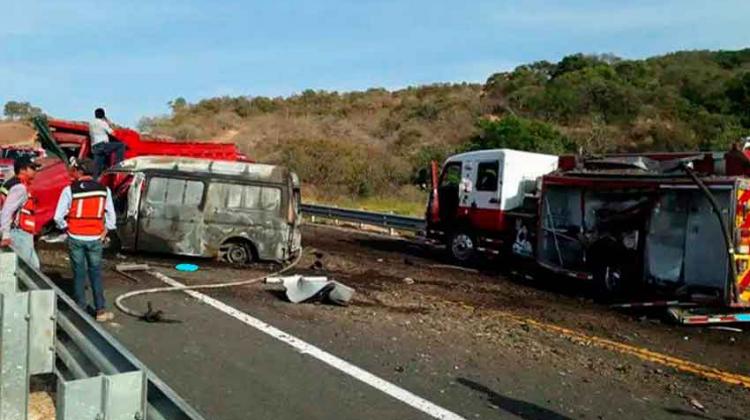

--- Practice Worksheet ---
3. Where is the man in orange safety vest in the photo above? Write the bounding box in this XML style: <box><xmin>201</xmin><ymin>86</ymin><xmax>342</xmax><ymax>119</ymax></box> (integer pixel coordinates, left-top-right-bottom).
<box><xmin>54</xmin><ymin>159</ymin><xmax>116</xmax><ymax>322</ymax></box>
<box><xmin>0</xmin><ymin>156</ymin><xmax>42</xmax><ymax>268</ymax></box>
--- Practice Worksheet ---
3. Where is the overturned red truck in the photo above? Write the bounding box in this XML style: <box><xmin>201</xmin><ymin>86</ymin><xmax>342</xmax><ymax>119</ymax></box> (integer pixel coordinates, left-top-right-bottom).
<box><xmin>0</xmin><ymin>116</ymin><xmax>248</xmax><ymax>235</ymax></box>
<box><xmin>426</xmin><ymin>148</ymin><xmax>750</xmax><ymax>323</ymax></box>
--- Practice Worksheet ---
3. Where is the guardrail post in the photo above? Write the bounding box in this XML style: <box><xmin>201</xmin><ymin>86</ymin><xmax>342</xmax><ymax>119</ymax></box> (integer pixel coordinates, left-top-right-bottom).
<box><xmin>0</xmin><ymin>252</ymin><xmax>17</xmax><ymax>295</ymax></box>
<box><xmin>57</xmin><ymin>371</ymin><xmax>146</xmax><ymax>420</ymax></box>
<box><xmin>0</xmin><ymin>292</ymin><xmax>30</xmax><ymax>420</ymax></box>
<box><xmin>0</xmin><ymin>250</ymin><xmax>56</xmax><ymax>420</ymax></box>
<box><xmin>27</xmin><ymin>290</ymin><xmax>56</xmax><ymax>375</ymax></box>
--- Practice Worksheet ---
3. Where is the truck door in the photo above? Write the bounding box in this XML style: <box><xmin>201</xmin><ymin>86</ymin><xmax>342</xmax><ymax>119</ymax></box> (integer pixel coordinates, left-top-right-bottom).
<box><xmin>437</xmin><ymin>161</ymin><xmax>463</xmax><ymax>225</ymax></box>
<box><xmin>137</xmin><ymin>176</ymin><xmax>206</xmax><ymax>256</ymax></box>
<box><xmin>469</xmin><ymin>159</ymin><xmax>503</xmax><ymax>232</ymax></box>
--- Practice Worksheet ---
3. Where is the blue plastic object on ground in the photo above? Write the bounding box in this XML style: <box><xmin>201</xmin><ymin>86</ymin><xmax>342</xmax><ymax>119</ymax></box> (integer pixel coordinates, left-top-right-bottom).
<box><xmin>175</xmin><ymin>263</ymin><xmax>199</xmax><ymax>272</ymax></box>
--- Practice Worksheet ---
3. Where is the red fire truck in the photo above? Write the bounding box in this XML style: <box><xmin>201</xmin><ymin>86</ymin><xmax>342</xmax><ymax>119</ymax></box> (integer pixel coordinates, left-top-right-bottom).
<box><xmin>427</xmin><ymin>149</ymin><xmax>750</xmax><ymax>323</ymax></box>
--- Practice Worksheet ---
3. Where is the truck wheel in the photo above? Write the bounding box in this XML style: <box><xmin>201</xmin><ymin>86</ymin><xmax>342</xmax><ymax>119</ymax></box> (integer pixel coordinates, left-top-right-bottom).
<box><xmin>449</xmin><ymin>230</ymin><xmax>476</xmax><ymax>263</ymax></box>
<box><xmin>594</xmin><ymin>264</ymin><xmax>623</xmax><ymax>301</ymax></box>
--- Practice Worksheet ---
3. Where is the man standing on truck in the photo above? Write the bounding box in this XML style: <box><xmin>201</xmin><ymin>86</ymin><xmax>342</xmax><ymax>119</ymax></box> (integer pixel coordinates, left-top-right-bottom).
<box><xmin>54</xmin><ymin>159</ymin><xmax>116</xmax><ymax>322</ymax></box>
<box><xmin>90</xmin><ymin>108</ymin><xmax>125</xmax><ymax>176</ymax></box>
<box><xmin>0</xmin><ymin>156</ymin><xmax>42</xmax><ymax>268</ymax></box>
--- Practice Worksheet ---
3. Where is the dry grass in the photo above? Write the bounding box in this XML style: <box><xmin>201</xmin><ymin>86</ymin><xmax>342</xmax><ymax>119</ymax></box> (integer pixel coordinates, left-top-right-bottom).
<box><xmin>0</xmin><ymin>121</ymin><xmax>37</xmax><ymax>146</ymax></box>
<box><xmin>29</xmin><ymin>376</ymin><xmax>55</xmax><ymax>420</ymax></box>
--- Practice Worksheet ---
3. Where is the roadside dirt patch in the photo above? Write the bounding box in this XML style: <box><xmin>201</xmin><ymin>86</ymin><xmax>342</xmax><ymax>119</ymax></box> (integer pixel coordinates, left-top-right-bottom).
<box><xmin>29</xmin><ymin>376</ymin><xmax>55</xmax><ymax>420</ymax></box>
<box><xmin>0</xmin><ymin>122</ymin><xmax>37</xmax><ymax>145</ymax></box>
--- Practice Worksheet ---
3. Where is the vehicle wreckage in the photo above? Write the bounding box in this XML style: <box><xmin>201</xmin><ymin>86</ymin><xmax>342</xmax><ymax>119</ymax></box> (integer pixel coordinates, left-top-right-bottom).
<box><xmin>1</xmin><ymin>117</ymin><xmax>300</xmax><ymax>263</ymax></box>
<box><xmin>101</xmin><ymin>156</ymin><xmax>301</xmax><ymax>263</ymax></box>
<box><xmin>426</xmin><ymin>148</ymin><xmax>750</xmax><ymax>324</ymax></box>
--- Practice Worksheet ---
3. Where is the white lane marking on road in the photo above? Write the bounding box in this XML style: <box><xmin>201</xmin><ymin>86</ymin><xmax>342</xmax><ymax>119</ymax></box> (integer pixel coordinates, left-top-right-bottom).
<box><xmin>150</xmin><ymin>272</ymin><xmax>465</xmax><ymax>420</ymax></box>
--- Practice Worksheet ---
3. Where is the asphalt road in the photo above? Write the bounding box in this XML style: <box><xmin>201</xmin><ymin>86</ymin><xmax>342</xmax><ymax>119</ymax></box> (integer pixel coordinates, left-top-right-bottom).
<box><xmin>101</xmin><ymin>282</ymin><xmax>432</xmax><ymax>420</ymax></box>
<box><xmin>37</xmin><ymin>225</ymin><xmax>750</xmax><ymax>420</ymax></box>
<box><xmin>97</xmin><ymin>279</ymin><xmax>682</xmax><ymax>420</ymax></box>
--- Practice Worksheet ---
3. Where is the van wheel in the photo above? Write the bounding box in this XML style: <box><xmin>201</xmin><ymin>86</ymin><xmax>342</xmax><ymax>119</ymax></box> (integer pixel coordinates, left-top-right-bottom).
<box><xmin>449</xmin><ymin>230</ymin><xmax>476</xmax><ymax>263</ymax></box>
<box><xmin>221</xmin><ymin>240</ymin><xmax>255</xmax><ymax>265</ymax></box>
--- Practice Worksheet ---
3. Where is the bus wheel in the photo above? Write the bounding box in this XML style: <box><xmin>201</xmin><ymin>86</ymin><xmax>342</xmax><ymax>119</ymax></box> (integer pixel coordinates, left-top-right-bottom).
<box><xmin>221</xmin><ymin>240</ymin><xmax>255</xmax><ymax>265</ymax></box>
<box><xmin>449</xmin><ymin>230</ymin><xmax>476</xmax><ymax>263</ymax></box>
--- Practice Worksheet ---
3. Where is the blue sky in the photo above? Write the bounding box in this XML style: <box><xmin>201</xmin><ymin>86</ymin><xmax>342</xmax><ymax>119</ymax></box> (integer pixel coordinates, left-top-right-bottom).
<box><xmin>2</xmin><ymin>0</ymin><xmax>749</xmax><ymax>127</ymax></box>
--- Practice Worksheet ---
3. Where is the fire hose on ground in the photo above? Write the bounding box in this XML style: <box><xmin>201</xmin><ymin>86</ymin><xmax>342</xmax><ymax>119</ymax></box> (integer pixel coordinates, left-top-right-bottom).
<box><xmin>114</xmin><ymin>250</ymin><xmax>304</xmax><ymax>321</ymax></box>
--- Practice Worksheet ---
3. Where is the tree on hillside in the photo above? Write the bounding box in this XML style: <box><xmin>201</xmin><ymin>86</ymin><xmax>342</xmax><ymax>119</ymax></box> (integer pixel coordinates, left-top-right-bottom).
<box><xmin>3</xmin><ymin>101</ymin><xmax>43</xmax><ymax>120</ymax></box>
<box><xmin>464</xmin><ymin>116</ymin><xmax>574</xmax><ymax>155</ymax></box>
<box><xmin>727</xmin><ymin>72</ymin><xmax>750</xmax><ymax>127</ymax></box>
<box><xmin>168</xmin><ymin>97</ymin><xmax>188</xmax><ymax>113</ymax></box>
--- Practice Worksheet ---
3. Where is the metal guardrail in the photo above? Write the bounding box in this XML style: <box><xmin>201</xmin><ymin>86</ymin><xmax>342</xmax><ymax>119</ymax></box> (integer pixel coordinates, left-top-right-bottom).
<box><xmin>13</xmin><ymin>253</ymin><xmax>205</xmax><ymax>420</ymax></box>
<box><xmin>302</xmin><ymin>204</ymin><xmax>425</xmax><ymax>232</ymax></box>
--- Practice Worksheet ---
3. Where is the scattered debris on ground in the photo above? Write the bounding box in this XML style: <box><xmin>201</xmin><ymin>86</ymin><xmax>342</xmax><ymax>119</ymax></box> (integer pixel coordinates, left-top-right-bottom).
<box><xmin>266</xmin><ymin>275</ymin><xmax>355</xmax><ymax>305</ymax></box>
<box><xmin>114</xmin><ymin>263</ymin><xmax>150</xmax><ymax>284</ymax></box>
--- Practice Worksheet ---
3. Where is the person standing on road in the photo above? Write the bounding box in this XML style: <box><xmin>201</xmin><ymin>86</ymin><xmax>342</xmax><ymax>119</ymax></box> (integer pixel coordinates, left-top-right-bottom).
<box><xmin>90</xmin><ymin>108</ymin><xmax>125</xmax><ymax>176</ymax></box>
<box><xmin>54</xmin><ymin>159</ymin><xmax>116</xmax><ymax>322</ymax></box>
<box><xmin>0</xmin><ymin>156</ymin><xmax>41</xmax><ymax>268</ymax></box>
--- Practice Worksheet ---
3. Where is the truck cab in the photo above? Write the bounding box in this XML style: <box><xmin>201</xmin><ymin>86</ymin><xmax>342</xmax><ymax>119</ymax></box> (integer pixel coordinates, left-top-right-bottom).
<box><xmin>426</xmin><ymin>149</ymin><xmax>558</xmax><ymax>262</ymax></box>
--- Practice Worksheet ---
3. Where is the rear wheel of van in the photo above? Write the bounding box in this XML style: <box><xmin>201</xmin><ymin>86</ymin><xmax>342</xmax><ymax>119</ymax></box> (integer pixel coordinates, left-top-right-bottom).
<box><xmin>448</xmin><ymin>230</ymin><xmax>476</xmax><ymax>264</ymax></box>
<box><xmin>221</xmin><ymin>240</ymin><xmax>255</xmax><ymax>265</ymax></box>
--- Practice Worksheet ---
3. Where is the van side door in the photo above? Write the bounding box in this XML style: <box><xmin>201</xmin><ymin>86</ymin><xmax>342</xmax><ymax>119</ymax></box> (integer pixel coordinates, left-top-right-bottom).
<box><xmin>137</xmin><ymin>176</ymin><xmax>206</xmax><ymax>256</ymax></box>
<box><xmin>204</xmin><ymin>182</ymin><xmax>283</xmax><ymax>260</ymax></box>
<box><xmin>116</xmin><ymin>172</ymin><xmax>144</xmax><ymax>250</ymax></box>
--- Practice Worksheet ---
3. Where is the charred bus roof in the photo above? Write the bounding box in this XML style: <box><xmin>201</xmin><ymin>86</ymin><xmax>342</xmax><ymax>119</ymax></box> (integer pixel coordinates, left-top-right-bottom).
<box><xmin>108</xmin><ymin>156</ymin><xmax>299</xmax><ymax>186</ymax></box>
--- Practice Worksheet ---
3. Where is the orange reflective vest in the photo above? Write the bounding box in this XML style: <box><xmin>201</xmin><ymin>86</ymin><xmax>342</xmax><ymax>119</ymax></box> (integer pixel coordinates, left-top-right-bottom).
<box><xmin>2</xmin><ymin>177</ymin><xmax>36</xmax><ymax>234</ymax></box>
<box><xmin>67</xmin><ymin>180</ymin><xmax>108</xmax><ymax>236</ymax></box>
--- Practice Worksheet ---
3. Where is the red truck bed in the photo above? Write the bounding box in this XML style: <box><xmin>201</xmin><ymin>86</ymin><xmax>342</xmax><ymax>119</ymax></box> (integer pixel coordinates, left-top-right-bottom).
<box><xmin>47</xmin><ymin>119</ymin><xmax>250</xmax><ymax>162</ymax></box>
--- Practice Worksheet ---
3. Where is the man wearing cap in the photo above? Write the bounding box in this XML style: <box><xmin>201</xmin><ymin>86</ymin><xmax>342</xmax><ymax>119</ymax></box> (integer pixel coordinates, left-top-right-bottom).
<box><xmin>54</xmin><ymin>159</ymin><xmax>116</xmax><ymax>322</ymax></box>
<box><xmin>0</xmin><ymin>157</ymin><xmax>41</xmax><ymax>268</ymax></box>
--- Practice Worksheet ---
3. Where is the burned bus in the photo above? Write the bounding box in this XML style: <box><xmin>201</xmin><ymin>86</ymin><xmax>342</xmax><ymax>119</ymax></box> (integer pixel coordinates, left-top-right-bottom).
<box><xmin>101</xmin><ymin>156</ymin><xmax>301</xmax><ymax>264</ymax></box>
